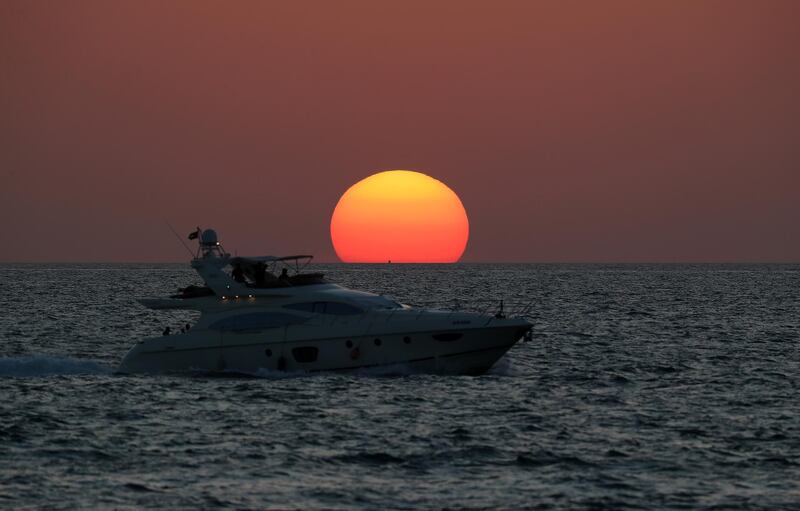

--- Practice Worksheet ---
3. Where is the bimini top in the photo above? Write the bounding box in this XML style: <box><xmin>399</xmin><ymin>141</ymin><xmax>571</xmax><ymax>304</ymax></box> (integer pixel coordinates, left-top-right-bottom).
<box><xmin>188</xmin><ymin>228</ymin><xmax>325</xmax><ymax>294</ymax></box>
<box><xmin>229</xmin><ymin>255</ymin><xmax>313</xmax><ymax>264</ymax></box>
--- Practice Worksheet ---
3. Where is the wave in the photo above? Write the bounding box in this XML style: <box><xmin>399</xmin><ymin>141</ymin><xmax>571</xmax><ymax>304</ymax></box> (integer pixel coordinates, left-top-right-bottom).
<box><xmin>487</xmin><ymin>356</ymin><xmax>518</xmax><ymax>376</ymax></box>
<box><xmin>0</xmin><ymin>355</ymin><xmax>112</xmax><ymax>378</ymax></box>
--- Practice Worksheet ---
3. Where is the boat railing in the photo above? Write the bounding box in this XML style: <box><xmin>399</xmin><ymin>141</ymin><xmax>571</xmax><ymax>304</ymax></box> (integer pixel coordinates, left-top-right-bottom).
<box><xmin>406</xmin><ymin>298</ymin><xmax>535</xmax><ymax>320</ymax></box>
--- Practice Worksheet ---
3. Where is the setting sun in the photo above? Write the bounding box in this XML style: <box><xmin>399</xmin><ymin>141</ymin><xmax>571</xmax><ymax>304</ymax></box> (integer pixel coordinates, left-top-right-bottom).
<box><xmin>330</xmin><ymin>170</ymin><xmax>469</xmax><ymax>263</ymax></box>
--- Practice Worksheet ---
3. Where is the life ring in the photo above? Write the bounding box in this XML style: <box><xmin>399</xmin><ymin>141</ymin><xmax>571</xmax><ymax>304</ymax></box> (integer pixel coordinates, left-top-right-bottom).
<box><xmin>350</xmin><ymin>348</ymin><xmax>360</xmax><ymax>360</ymax></box>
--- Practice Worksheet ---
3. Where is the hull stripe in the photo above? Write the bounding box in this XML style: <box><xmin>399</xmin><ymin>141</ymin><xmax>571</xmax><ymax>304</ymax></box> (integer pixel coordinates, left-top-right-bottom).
<box><xmin>307</xmin><ymin>343</ymin><xmax>516</xmax><ymax>373</ymax></box>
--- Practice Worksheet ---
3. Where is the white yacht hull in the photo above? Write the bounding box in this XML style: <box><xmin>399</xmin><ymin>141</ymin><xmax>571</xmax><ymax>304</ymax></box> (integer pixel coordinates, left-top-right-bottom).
<box><xmin>118</xmin><ymin>320</ymin><xmax>530</xmax><ymax>376</ymax></box>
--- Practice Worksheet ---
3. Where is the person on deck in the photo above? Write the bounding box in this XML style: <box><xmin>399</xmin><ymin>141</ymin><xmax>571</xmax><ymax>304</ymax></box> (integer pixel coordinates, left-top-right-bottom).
<box><xmin>232</xmin><ymin>263</ymin><xmax>246</xmax><ymax>283</ymax></box>
<box><xmin>279</xmin><ymin>267</ymin><xmax>289</xmax><ymax>281</ymax></box>
<box><xmin>254</xmin><ymin>261</ymin><xmax>267</xmax><ymax>287</ymax></box>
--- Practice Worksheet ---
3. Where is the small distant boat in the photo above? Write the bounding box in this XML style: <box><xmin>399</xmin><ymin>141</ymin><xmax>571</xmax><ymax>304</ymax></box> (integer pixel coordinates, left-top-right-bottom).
<box><xmin>118</xmin><ymin>229</ymin><xmax>531</xmax><ymax>375</ymax></box>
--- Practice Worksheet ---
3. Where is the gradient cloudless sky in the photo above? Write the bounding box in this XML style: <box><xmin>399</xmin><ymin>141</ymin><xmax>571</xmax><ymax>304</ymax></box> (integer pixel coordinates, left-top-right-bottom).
<box><xmin>1</xmin><ymin>1</ymin><xmax>798</xmax><ymax>262</ymax></box>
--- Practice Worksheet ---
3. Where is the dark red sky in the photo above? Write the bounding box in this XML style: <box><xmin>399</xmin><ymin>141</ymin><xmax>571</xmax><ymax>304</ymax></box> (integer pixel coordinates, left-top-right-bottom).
<box><xmin>2</xmin><ymin>1</ymin><xmax>798</xmax><ymax>262</ymax></box>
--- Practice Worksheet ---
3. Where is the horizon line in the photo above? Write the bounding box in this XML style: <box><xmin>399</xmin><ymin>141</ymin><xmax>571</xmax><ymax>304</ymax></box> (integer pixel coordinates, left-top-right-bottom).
<box><xmin>1</xmin><ymin>260</ymin><xmax>798</xmax><ymax>265</ymax></box>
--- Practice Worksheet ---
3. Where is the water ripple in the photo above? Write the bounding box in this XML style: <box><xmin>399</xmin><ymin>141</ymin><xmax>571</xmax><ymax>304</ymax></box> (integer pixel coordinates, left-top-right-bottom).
<box><xmin>0</xmin><ymin>263</ymin><xmax>799</xmax><ymax>509</ymax></box>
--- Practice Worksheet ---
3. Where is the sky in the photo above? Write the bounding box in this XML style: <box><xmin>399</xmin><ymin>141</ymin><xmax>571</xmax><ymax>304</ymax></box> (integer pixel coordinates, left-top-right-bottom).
<box><xmin>1</xmin><ymin>1</ymin><xmax>798</xmax><ymax>262</ymax></box>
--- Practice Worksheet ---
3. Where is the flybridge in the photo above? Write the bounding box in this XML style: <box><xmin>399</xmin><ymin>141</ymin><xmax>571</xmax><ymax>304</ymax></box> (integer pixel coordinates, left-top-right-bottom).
<box><xmin>190</xmin><ymin>227</ymin><xmax>312</xmax><ymax>268</ymax></box>
<box><xmin>183</xmin><ymin>228</ymin><xmax>326</xmax><ymax>296</ymax></box>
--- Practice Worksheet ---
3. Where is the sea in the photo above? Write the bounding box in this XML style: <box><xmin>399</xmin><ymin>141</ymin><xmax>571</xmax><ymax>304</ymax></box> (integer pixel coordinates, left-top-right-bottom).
<box><xmin>1</xmin><ymin>263</ymin><xmax>798</xmax><ymax>510</ymax></box>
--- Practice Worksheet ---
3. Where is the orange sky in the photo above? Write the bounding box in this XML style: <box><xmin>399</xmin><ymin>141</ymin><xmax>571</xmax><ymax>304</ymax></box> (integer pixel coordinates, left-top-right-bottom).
<box><xmin>1</xmin><ymin>1</ymin><xmax>798</xmax><ymax>262</ymax></box>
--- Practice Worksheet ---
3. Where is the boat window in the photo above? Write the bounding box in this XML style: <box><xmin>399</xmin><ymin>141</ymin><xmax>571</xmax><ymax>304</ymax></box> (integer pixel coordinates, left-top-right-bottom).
<box><xmin>292</xmin><ymin>346</ymin><xmax>318</xmax><ymax>363</ymax></box>
<box><xmin>325</xmin><ymin>302</ymin><xmax>363</xmax><ymax>315</ymax></box>
<box><xmin>351</xmin><ymin>296</ymin><xmax>403</xmax><ymax>310</ymax></box>
<box><xmin>282</xmin><ymin>302</ymin><xmax>313</xmax><ymax>313</ymax></box>
<box><xmin>209</xmin><ymin>313</ymin><xmax>305</xmax><ymax>331</ymax></box>
<box><xmin>433</xmin><ymin>332</ymin><xmax>463</xmax><ymax>342</ymax></box>
<box><xmin>282</xmin><ymin>302</ymin><xmax>314</xmax><ymax>313</ymax></box>
<box><xmin>283</xmin><ymin>302</ymin><xmax>363</xmax><ymax>315</ymax></box>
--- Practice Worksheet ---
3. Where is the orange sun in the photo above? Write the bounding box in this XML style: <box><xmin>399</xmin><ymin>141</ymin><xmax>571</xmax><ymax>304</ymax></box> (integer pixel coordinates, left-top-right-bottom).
<box><xmin>330</xmin><ymin>170</ymin><xmax>469</xmax><ymax>263</ymax></box>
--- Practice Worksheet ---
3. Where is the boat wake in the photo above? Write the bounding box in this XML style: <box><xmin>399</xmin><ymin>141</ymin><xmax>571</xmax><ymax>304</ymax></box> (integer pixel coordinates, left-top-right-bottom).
<box><xmin>487</xmin><ymin>356</ymin><xmax>518</xmax><ymax>376</ymax></box>
<box><xmin>0</xmin><ymin>355</ymin><xmax>112</xmax><ymax>378</ymax></box>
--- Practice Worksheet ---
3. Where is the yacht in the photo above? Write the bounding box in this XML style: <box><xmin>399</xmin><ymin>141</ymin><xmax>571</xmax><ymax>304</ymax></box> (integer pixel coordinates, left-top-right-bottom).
<box><xmin>118</xmin><ymin>229</ymin><xmax>532</xmax><ymax>375</ymax></box>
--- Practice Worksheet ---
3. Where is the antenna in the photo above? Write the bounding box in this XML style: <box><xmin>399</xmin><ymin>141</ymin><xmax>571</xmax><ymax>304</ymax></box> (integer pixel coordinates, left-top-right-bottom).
<box><xmin>164</xmin><ymin>220</ymin><xmax>195</xmax><ymax>257</ymax></box>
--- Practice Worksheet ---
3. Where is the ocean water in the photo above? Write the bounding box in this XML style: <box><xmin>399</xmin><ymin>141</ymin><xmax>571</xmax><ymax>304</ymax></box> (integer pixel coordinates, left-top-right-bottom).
<box><xmin>1</xmin><ymin>263</ymin><xmax>799</xmax><ymax>510</ymax></box>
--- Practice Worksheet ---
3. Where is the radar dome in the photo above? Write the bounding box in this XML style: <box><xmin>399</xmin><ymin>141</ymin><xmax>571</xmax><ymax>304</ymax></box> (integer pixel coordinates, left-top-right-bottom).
<box><xmin>201</xmin><ymin>229</ymin><xmax>218</xmax><ymax>246</ymax></box>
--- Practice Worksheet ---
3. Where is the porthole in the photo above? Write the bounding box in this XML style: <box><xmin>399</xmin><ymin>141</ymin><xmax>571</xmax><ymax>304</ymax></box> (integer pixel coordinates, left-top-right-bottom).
<box><xmin>374</xmin><ymin>338</ymin><xmax>382</xmax><ymax>346</ymax></box>
<box><xmin>265</xmin><ymin>348</ymin><xmax>273</xmax><ymax>357</ymax></box>
<box><xmin>403</xmin><ymin>336</ymin><xmax>411</xmax><ymax>344</ymax></box>
<box><xmin>346</xmin><ymin>340</ymin><xmax>353</xmax><ymax>348</ymax></box>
